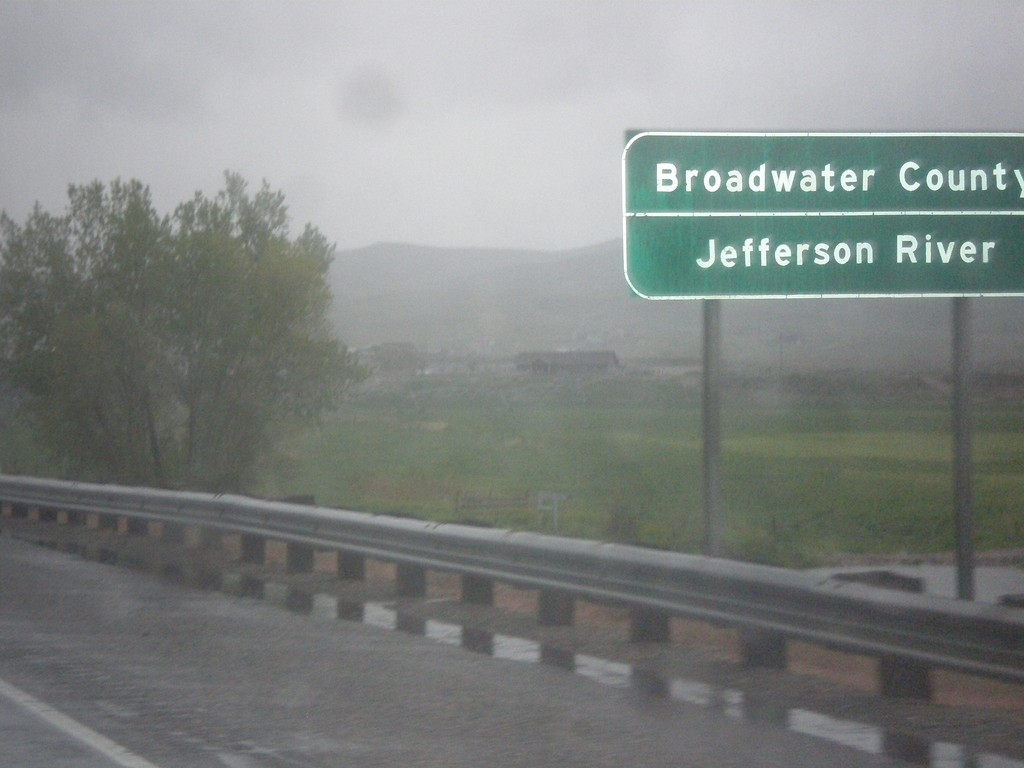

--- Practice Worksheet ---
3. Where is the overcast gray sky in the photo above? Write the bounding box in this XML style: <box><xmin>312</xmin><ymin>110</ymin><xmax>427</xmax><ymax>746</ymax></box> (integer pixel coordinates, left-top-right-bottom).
<box><xmin>3</xmin><ymin>1</ymin><xmax>1024</xmax><ymax>251</ymax></box>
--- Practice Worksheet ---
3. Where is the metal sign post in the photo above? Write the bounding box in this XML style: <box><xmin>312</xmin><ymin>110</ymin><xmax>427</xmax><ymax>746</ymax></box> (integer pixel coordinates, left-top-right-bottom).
<box><xmin>702</xmin><ymin>299</ymin><xmax>722</xmax><ymax>557</ymax></box>
<box><xmin>621</xmin><ymin>133</ymin><xmax>1024</xmax><ymax>594</ymax></box>
<box><xmin>952</xmin><ymin>298</ymin><xmax>975</xmax><ymax>600</ymax></box>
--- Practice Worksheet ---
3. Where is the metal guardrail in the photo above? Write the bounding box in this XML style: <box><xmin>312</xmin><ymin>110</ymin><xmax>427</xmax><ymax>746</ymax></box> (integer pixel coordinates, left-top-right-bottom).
<box><xmin>2</xmin><ymin>473</ymin><xmax>1022</xmax><ymax>696</ymax></box>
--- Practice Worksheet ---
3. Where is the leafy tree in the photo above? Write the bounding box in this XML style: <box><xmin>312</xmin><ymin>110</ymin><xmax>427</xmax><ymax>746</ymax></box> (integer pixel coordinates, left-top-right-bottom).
<box><xmin>0</xmin><ymin>173</ymin><xmax>362</xmax><ymax>491</ymax></box>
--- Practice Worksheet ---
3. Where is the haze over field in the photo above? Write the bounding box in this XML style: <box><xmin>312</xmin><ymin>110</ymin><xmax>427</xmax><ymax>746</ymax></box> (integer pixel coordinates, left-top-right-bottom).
<box><xmin>3</xmin><ymin>1</ymin><xmax>1023</xmax><ymax>371</ymax></box>
<box><xmin>330</xmin><ymin>240</ymin><xmax>1024</xmax><ymax>371</ymax></box>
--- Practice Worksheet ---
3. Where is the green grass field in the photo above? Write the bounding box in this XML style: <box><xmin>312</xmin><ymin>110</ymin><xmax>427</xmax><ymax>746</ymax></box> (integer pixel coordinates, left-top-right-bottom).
<box><xmin>268</xmin><ymin>372</ymin><xmax>1024</xmax><ymax>567</ymax></box>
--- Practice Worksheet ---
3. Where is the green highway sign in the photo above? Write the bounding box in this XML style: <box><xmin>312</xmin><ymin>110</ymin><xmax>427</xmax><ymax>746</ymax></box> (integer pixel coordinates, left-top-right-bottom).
<box><xmin>622</xmin><ymin>132</ymin><xmax>1024</xmax><ymax>299</ymax></box>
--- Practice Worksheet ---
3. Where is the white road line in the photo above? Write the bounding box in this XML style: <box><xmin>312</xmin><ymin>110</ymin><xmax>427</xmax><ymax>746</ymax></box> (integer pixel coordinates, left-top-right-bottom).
<box><xmin>0</xmin><ymin>676</ymin><xmax>162</xmax><ymax>768</ymax></box>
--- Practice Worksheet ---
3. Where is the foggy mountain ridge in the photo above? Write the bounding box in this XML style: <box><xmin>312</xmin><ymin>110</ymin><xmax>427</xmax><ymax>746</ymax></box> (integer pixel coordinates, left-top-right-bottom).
<box><xmin>328</xmin><ymin>240</ymin><xmax>1024</xmax><ymax>372</ymax></box>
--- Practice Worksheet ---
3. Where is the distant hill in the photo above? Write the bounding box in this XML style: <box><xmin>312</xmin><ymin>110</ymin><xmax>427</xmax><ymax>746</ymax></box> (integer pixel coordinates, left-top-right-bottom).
<box><xmin>328</xmin><ymin>240</ymin><xmax>1024</xmax><ymax>372</ymax></box>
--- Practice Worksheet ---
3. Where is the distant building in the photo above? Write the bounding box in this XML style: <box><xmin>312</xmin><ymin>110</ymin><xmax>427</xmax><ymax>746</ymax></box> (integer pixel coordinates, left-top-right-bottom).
<box><xmin>514</xmin><ymin>351</ymin><xmax>620</xmax><ymax>375</ymax></box>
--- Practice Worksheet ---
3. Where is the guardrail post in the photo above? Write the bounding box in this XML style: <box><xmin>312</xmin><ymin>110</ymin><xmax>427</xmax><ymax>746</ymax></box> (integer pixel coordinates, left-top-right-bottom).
<box><xmin>538</xmin><ymin>590</ymin><xmax>574</xmax><ymax>626</ymax></box>
<box><xmin>540</xmin><ymin>644</ymin><xmax>575</xmax><ymax>670</ymax></box>
<box><xmin>92</xmin><ymin>513</ymin><xmax>118</xmax><ymax>531</ymax></box>
<box><xmin>337</xmin><ymin>551</ymin><xmax>366</xmax><ymax>580</ymax></box>
<box><xmin>0</xmin><ymin>500</ymin><xmax>12</xmax><ymax>518</ymax></box>
<box><xmin>630</xmin><ymin>607</ymin><xmax>670</xmax><ymax>643</ymax></box>
<box><xmin>197</xmin><ymin>528</ymin><xmax>224</xmax><ymax>549</ymax></box>
<box><xmin>25</xmin><ymin>505</ymin><xmax>54</xmax><ymax>522</ymax></box>
<box><xmin>462</xmin><ymin>626</ymin><xmax>494</xmax><ymax>654</ymax></box>
<box><xmin>461</xmin><ymin>574</ymin><xmax>494</xmax><ymax>606</ymax></box>
<box><xmin>183</xmin><ymin>526</ymin><xmax>210</xmax><ymax>549</ymax></box>
<box><xmin>240</xmin><ymin>534</ymin><xmax>266</xmax><ymax>565</ymax></box>
<box><xmin>158</xmin><ymin>522</ymin><xmax>185</xmax><ymax>544</ymax></box>
<box><xmin>286</xmin><ymin>543</ymin><xmax>315</xmax><ymax>574</ymax></box>
<box><xmin>122</xmin><ymin>516</ymin><xmax>148</xmax><ymax>535</ymax></box>
<box><xmin>739</xmin><ymin>628</ymin><xmax>787</xmax><ymax>669</ymax></box>
<box><xmin>883</xmin><ymin>731</ymin><xmax>931</xmax><ymax>765</ymax></box>
<box><xmin>879</xmin><ymin>655</ymin><xmax>932</xmax><ymax>700</ymax></box>
<box><xmin>396</xmin><ymin>563</ymin><xmax>426</xmax><ymax>597</ymax></box>
<box><xmin>397</xmin><ymin>612</ymin><xmax>426</xmax><ymax>635</ymax></box>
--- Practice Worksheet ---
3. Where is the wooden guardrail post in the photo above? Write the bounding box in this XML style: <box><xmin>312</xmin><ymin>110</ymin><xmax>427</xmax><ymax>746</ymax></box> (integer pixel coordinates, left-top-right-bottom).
<box><xmin>837</xmin><ymin>569</ymin><xmax>932</xmax><ymax>699</ymax></box>
<box><xmin>461</xmin><ymin>574</ymin><xmax>494</xmax><ymax>605</ymax></box>
<box><xmin>540</xmin><ymin>644</ymin><xmax>575</xmax><ymax>670</ymax></box>
<box><xmin>538</xmin><ymin>590</ymin><xmax>574</xmax><ymax>626</ymax></box>
<box><xmin>57</xmin><ymin>508</ymin><xmax>80</xmax><ymax>525</ymax></box>
<box><xmin>286</xmin><ymin>542</ymin><xmax>315</xmax><ymax>574</ymax></box>
<box><xmin>91</xmin><ymin>513</ymin><xmax>119</xmax><ymax>531</ymax></box>
<box><xmin>121</xmin><ymin>515</ymin><xmax>149</xmax><ymax>535</ymax></box>
<box><xmin>739</xmin><ymin>628</ymin><xmax>787</xmax><ymax>669</ymax></box>
<box><xmin>240</xmin><ymin>534</ymin><xmax>266</xmax><ymax>565</ymax></box>
<box><xmin>197</xmin><ymin>528</ymin><xmax>223</xmax><ymax>550</ymax></box>
<box><xmin>880</xmin><ymin>655</ymin><xmax>932</xmax><ymax>699</ymax></box>
<box><xmin>630</xmin><ymin>607</ymin><xmax>670</xmax><ymax>643</ymax></box>
<box><xmin>462</xmin><ymin>626</ymin><xmax>494</xmax><ymax>654</ymax></box>
<box><xmin>396</xmin><ymin>563</ymin><xmax>426</xmax><ymax>597</ymax></box>
<box><xmin>158</xmin><ymin>522</ymin><xmax>185</xmax><ymax>544</ymax></box>
<box><xmin>337</xmin><ymin>551</ymin><xmax>366</xmax><ymax>580</ymax></box>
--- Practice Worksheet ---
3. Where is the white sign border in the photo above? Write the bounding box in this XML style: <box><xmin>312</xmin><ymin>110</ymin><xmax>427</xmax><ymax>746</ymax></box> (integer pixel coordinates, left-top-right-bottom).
<box><xmin>621</xmin><ymin>131</ymin><xmax>1024</xmax><ymax>300</ymax></box>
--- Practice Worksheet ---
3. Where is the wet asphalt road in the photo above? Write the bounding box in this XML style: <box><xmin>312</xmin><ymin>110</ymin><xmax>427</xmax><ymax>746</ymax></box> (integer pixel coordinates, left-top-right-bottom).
<box><xmin>0</xmin><ymin>683</ymin><xmax>132</xmax><ymax>768</ymax></box>
<box><xmin>0</xmin><ymin>533</ymin><xmax>906</xmax><ymax>768</ymax></box>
